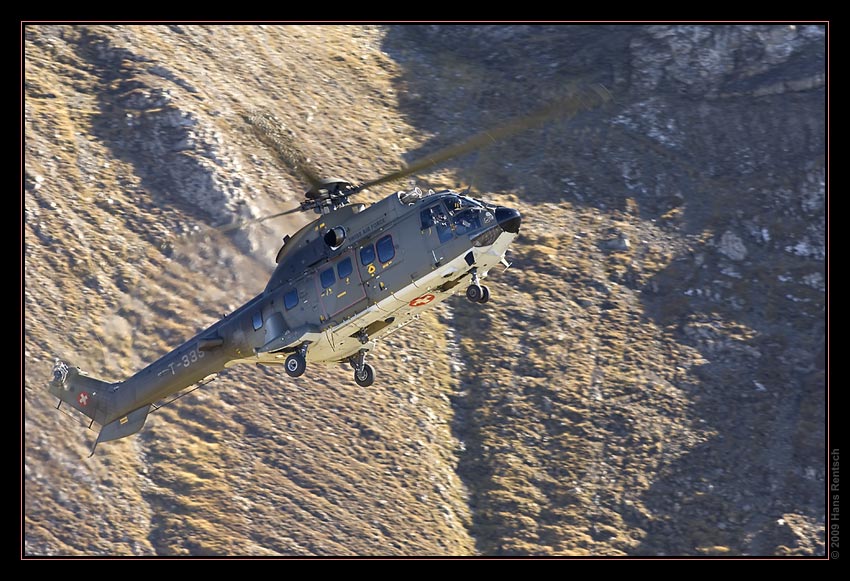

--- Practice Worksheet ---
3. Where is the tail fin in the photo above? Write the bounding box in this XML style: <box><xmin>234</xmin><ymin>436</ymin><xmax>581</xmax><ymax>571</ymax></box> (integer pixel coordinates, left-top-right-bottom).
<box><xmin>48</xmin><ymin>359</ymin><xmax>151</xmax><ymax>455</ymax></box>
<box><xmin>48</xmin><ymin>359</ymin><xmax>117</xmax><ymax>425</ymax></box>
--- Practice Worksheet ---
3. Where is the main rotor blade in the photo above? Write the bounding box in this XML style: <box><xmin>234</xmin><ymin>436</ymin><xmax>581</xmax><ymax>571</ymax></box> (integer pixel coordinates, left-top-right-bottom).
<box><xmin>354</xmin><ymin>84</ymin><xmax>612</xmax><ymax>193</ymax></box>
<box><xmin>243</xmin><ymin>110</ymin><xmax>323</xmax><ymax>188</ymax></box>
<box><xmin>217</xmin><ymin>205</ymin><xmax>303</xmax><ymax>234</ymax></box>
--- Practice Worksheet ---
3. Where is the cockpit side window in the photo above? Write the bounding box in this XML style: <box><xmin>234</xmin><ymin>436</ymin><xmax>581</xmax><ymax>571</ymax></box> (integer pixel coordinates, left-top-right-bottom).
<box><xmin>421</xmin><ymin>204</ymin><xmax>448</xmax><ymax>229</ymax></box>
<box><xmin>421</xmin><ymin>208</ymin><xmax>432</xmax><ymax>229</ymax></box>
<box><xmin>437</xmin><ymin>202</ymin><xmax>454</xmax><ymax>243</ymax></box>
<box><xmin>421</xmin><ymin>203</ymin><xmax>453</xmax><ymax>243</ymax></box>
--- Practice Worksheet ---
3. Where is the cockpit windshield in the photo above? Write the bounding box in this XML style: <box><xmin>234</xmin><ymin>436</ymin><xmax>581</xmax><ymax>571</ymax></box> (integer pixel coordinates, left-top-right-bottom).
<box><xmin>444</xmin><ymin>195</ymin><xmax>482</xmax><ymax>213</ymax></box>
<box><xmin>443</xmin><ymin>195</ymin><xmax>494</xmax><ymax>236</ymax></box>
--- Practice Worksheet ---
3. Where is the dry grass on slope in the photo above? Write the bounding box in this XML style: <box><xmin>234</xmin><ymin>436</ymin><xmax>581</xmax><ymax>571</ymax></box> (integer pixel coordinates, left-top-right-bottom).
<box><xmin>25</xmin><ymin>24</ymin><xmax>473</xmax><ymax>556</ymax></box>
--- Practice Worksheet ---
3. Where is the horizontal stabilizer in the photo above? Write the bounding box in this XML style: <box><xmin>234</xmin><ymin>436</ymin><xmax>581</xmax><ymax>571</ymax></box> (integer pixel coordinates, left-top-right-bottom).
<box><xmin>90</xmin><ymin>405</ymin><xmax>151</xmax><ymax>456</ymax></box>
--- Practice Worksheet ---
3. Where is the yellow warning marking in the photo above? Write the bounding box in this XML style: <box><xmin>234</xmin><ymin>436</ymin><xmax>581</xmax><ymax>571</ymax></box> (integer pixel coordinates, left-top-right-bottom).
<box><xmin>337</xmin><ymin>291</ymin><xmax>347</xmax><ymax>299</ymax></box>
<box><xmin>120</xmin><ymin>416</ymin><xmax>129</xmax><ymax>425</ymax></box>
<box><xmin>367</xmin><ymin>264</ymin><xmax>376</xmax><ymax>275</ymax></box>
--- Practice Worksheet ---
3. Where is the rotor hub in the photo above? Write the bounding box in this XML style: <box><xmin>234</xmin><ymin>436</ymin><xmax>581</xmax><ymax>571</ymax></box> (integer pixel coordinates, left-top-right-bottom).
<box><xmin>304</xmin><ymin>178</ymin><xmax>353</xmax><ymax>200</ymax></box>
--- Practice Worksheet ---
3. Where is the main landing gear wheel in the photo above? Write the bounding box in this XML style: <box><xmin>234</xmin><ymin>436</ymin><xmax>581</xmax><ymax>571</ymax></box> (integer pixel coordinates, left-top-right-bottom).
<box><xmin>466</xmin><ymin>284</ymin><xmax>483</xmax><ymax>303</ymax></box>
<box><xmin>354</xmin><ymin>363</ymin><xmax>375</xmax><ymax>387</ymax></box>
<box><xmin>285</xmin><ymin>353</ymin><xmax>306</xmax><ymax>377</ymax></box>
<box><xmin>350</xmin><ymin>347</ymin><xmax>375</xmax><ymax>387</ymax></box>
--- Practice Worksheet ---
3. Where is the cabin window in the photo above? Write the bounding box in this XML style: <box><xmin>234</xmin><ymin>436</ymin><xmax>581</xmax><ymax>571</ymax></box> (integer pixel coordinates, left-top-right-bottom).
<box><xmin>360</xmin><ymin>244</ymin><xmax>375</xmax><ymax>266</ymax></box>
<box><xmin>320</xmin><ymin>267</ymin><xmax>336</xmax><ymax>289</ymax></box>
<box><xmin>337</xmin><ymin>257</ymin><xmax>353</xmax><ymax>279</ymax></box>
<box><xmin>284</xmin><ymin>289</ymin><xmax>299</xmax><ymax>310</ymax></box>
<box><xmin>377</xmin><ymin>235</ymin><xmax>395</xmax><ymax>263</ymax></box>
<box><xmin>252</xmin><ymin>311</ymin><xmax>263</xmax><ymax>331</ymax></box>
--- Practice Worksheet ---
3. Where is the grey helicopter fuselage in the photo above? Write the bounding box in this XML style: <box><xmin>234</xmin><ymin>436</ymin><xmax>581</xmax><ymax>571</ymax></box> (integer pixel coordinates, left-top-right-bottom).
<box><xmin>48</xmin><ymin>186</ymin><xmax>521</xmax><ymax>452</ymax></box>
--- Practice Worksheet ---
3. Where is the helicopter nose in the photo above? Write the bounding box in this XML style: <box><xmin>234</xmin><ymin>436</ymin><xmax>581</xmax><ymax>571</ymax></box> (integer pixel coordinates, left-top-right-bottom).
<box><xmin>495</xmin><ymin>207</ymin><xmax>522</xmax><ymax>234</ymax></box>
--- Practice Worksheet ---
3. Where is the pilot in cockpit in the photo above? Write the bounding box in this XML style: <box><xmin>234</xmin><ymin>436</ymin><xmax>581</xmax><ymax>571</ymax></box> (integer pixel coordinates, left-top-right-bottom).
<box><xmin>450</xmin><ymin>198</ymin><xmax>482</xmax><ymax>236</ymax></box>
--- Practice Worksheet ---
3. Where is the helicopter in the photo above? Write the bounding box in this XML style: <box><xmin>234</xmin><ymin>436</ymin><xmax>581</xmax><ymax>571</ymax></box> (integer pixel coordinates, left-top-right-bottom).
<box><xmin>47</xmin><ymin>86</ymin><xmax>610</xmax><ymax>454</ymax></box>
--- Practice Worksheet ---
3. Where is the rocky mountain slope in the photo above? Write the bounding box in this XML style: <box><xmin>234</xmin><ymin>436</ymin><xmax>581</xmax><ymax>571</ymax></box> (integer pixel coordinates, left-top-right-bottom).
<box><xmin>24</xmin><ymin>24</ymin><xmax>826</xmax><ymax>556</ymax></box>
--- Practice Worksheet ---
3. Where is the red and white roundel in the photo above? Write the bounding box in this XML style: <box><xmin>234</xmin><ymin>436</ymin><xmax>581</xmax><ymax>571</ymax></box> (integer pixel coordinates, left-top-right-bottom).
<box><xmin>78</xmin><ymin>392</ymin><xmax>89</xmax><ymax>407</ymax></box>
<box><xmin>409</xmin><ymin>294</ymin><xmax>436</xmax><ymax>307</ymax></box>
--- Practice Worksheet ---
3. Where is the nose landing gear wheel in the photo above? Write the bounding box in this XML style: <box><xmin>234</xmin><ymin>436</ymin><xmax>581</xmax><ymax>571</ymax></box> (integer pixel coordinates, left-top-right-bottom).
<box><xmin>285</xmin><ymin>353</ymin><xmax>306</xmax><ymax>377</ymax></box>
<box><xmin>354</xmin><ymin>363</ymin><xmax>375</xmax><ymax>387</ymax></box>
<box><xmin>478</xmin><ymin>285</ymin><xmax>490</xmax><ymax>304</ymax></box>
